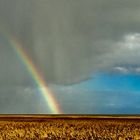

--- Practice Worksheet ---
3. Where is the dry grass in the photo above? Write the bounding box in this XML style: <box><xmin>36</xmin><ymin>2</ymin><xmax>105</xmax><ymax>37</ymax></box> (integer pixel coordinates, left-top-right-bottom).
<box><xmin>0</xmin><ymin>116</ymin><xmax>139</xmax><ymax>139</ymax></box>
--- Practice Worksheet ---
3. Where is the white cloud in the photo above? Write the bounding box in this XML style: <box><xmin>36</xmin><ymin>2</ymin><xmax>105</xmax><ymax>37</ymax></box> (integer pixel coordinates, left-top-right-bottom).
<box><xmin>112</xmin><ymin>67</ymin><xmax>129</xmax><ymax>74</ymax></box>
<box><xmin>123</xmin><ymin>33</ymin><xmax>140</xmax><ymax>50</ymax></box>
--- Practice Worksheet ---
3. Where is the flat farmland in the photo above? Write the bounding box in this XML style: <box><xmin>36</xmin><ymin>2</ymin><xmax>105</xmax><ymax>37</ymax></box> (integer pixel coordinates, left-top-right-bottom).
<box><xmin>0</xmin><ymin>116</ymin><xmax>139</xmax><ymax>139</ymax></box>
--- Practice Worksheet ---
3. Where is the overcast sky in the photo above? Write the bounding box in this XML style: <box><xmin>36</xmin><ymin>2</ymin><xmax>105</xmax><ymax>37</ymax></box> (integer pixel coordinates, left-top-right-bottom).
<box><xmin>1</xmin><ymin>0</ymin><xmax>140</xmax><ymax>113</ymax></box>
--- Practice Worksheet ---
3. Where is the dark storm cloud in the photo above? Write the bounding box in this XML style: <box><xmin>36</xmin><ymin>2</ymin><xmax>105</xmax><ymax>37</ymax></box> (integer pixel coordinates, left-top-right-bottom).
<box><xmin>1</xmin><ymin>0</ymin><xmax>140</xmax><ymax>84</ymax></box>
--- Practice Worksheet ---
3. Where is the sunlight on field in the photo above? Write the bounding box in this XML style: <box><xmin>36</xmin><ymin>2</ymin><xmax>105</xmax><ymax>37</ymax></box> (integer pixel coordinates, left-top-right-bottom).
<box><xmin>0</xmin><ymin>117</ymin><xmax>140</xmax><ymax>139</ymax></box>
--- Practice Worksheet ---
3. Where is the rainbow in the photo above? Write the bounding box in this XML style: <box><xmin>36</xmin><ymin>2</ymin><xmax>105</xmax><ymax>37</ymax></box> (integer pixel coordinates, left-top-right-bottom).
<box><xmin>1</xmin><ymin>32</ymin><xmax>62</xmax><ymax>114</ymax></box>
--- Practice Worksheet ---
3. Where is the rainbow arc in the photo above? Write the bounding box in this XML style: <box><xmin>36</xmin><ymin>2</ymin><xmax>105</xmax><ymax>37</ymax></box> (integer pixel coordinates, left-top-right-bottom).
<box><xmin>1</xmin><ymin>32</ymin><xmax>62</xmax><ymax>114</ymax></box>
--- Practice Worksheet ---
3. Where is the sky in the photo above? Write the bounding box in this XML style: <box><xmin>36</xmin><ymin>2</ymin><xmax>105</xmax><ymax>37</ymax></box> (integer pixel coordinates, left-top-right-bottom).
<box><xmin>0</xmin><ymin>0</ymin><xmax>140</xmax><ymax>113</ymax></box>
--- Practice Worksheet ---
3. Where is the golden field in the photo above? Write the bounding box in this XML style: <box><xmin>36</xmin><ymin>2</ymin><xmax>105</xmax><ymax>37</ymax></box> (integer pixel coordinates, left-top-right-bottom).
<box><xmin>0</xmin><ymin>116</ymin><xmax>139</xmax><ymax>139</ymax></box>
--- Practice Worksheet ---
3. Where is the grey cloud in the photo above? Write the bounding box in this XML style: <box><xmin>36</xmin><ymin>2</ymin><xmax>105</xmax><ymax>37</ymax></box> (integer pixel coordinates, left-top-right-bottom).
<box><xmin>1</xmin><ymin>0</ymin><xmax>140</xmax><ymax>84</ymax></box>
